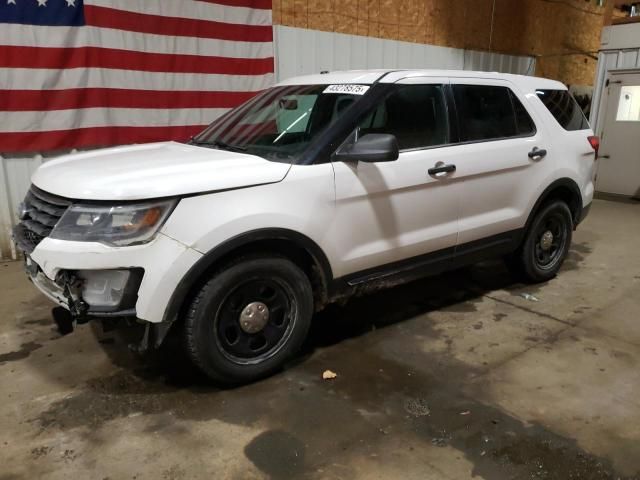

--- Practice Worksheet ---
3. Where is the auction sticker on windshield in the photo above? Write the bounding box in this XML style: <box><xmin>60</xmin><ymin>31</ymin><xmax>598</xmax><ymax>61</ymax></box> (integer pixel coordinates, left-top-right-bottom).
<box><xmin>323</xmin><ymin>85</ymin><xmax>370</xmax><ymax>95</ymax></box>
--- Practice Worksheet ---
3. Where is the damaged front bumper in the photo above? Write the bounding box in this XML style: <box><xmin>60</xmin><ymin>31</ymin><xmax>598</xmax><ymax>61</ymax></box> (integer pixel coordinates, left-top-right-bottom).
<box><xmin>17</xmin><ymin>233</ymin><xmax>203</xmax><ymax>350</ymax></box>
<box><xmin>25</xmin><ymin>255</ymin><xmax>142</xmax><ymax>320</ymax></box>
<box><xmin>24</xmin><ymin>254</ymin><xmax>148</xmax><ymax>344</ymax></box>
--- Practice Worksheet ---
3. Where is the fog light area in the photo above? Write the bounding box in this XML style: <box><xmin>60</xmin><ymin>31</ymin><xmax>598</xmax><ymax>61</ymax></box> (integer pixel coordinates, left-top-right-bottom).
<box><xmin>77</xmin><ymin>269</ymin><xmax>131</xmax><ymax>308</ymax></box>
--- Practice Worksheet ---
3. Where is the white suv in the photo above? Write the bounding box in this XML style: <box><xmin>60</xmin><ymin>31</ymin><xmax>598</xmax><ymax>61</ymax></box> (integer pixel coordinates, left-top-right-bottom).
<box><xmin>14</xmin><ymin>69</ymin><xmax>597</xmax><ymax>383</ymax></box>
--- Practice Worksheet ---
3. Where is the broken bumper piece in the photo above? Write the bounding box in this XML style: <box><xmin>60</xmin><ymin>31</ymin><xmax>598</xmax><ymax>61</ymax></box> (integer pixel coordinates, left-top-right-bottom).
<box><xmin>25</xmin><ymin>255</ymin><xmax>142</xmax><ymax>324</ymax></box>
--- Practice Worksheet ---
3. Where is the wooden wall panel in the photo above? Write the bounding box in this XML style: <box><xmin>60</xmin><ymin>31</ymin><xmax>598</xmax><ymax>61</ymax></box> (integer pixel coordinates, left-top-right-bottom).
<box><xmin>272</xmin><ymin>0</ymin><xmax>609</xmax><ymax>86</ymax></box>
<box><xmin>464</xmin><ymin>0</ymin><xmax>494</xmax><ymax>51</ymax></box>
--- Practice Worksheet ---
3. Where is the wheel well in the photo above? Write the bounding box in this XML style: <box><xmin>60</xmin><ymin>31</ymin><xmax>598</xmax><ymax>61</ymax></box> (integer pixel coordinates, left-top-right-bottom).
<box><xmin>531</xmin><ymin>181</ymin><xmax>583</xmax><ymax>228</ymax></box>
<box><xmin>162</xmin><ymin>232</ymin><xmax>332</xmax><ymax>344</ymax></box>
<box><xmin>202</xmin><ymin>238</ymin><xmax>330</xmax><ymax>309</ymax></box>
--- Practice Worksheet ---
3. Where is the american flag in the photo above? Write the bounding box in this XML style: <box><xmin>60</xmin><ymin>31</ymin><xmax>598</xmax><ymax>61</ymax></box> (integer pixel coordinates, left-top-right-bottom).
<box><xmin>0</xmin><ymin>0</ymin><xmax>274</xmax><ymax>153</ymax></box>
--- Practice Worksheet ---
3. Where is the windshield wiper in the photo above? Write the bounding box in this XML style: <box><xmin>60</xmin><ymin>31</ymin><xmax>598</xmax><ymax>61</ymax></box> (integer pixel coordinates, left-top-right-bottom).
<box><xmin>189</xmin><ymin>138</ymin><xmax>247</xmax><ymax>152</ymax></box>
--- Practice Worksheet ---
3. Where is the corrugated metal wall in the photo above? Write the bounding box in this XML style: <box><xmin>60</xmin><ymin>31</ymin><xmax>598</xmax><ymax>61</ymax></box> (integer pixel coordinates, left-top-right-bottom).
<box><xmin>1</xmin><ymin>26</ymin><xmax>535</xmax><ymax>261</ymax></box>
<box><xmin>273</xmin><ymin>26</ymin><xmax>536</xmax><ymax>81</ymax></box>
<box><xmin>463</xmin><ymin>49</ymin><xmax>536</xmax><ymax>77</ymax></box>
<box><xmin>0</xmin><ymin>154</ymin><xmax>48</xmax><ymax>260</ymax></box>
<box><xmin>591</xmin><ymin>48</ymin><xmax>640</xmax><ymax>134</ymax></box>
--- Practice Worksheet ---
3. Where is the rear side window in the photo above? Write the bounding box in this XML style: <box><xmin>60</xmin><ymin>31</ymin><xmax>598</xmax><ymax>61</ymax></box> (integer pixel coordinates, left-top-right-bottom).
<box><xmin>359</xmin><ymin>84</ymin><xmax>449</xmax><ymax>150</ymax></box>
<box><xmin>535</xmin><ymin>89</ymin><xmax>590</xmax><ymax>131</ymax></box>
<box><xmin>510</xmin><ymin>91</ymin><xmax>536</xmax><ymax>136</ymax></box>
<box><xmin>453</xmin><ymin>85</ymin><xmax>535</xmax><ymax>141</ymax></box>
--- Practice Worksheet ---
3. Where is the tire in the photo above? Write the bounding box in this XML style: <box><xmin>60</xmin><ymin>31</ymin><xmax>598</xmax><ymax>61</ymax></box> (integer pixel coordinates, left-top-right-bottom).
<box><xmin>514</xmin><ymin>200</ymin><xmax>573</xmax><ymax>283</ymax></box>
<box><xmin>184</xmin><ymin>255</ymin><xmax>313</xmax><ymax>384</ymax></box>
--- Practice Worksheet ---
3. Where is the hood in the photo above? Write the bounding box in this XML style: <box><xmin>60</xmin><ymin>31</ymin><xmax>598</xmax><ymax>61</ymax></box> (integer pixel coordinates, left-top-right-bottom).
<box><xmin>31</xmin><ymin>142</ymin><xmax>292</xmax><ymax>201</ymax></box>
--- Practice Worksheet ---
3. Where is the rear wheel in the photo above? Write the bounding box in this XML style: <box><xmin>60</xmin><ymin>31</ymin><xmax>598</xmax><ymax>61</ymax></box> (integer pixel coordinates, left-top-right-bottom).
<box><xmin>184</xmin><ymin>256</ymin><xmax>313</xmax><ymax>383</ymax></box>
<box><xmin>513</xmin><ymin>200</ymin><xmax>573</xmax><ymax>283</ymax></box>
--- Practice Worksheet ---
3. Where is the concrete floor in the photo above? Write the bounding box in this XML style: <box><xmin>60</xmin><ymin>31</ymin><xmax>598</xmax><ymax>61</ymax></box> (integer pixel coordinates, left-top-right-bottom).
<box><xmin>1</xmin><ymin>198</ymin><xmax>639</xmax><ymax>480</ymax></box>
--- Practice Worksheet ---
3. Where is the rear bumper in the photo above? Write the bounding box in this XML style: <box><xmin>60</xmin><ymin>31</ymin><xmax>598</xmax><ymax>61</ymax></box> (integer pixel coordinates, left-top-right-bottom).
<box><xmin>577</xmin><ymin>202</ymin><xmax>592</xmax><ymax>226</ymax></box>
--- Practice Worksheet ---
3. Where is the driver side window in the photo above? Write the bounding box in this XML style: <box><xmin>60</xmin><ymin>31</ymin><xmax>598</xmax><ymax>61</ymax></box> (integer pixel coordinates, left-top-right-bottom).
<box><xmin>359</xmin><ymin>84</ymin><xmax>449</xmax><ymax>150</ymax></box>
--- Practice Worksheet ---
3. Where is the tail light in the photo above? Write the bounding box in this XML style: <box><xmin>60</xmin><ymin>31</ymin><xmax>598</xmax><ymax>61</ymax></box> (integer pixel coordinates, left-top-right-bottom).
<box><xmin>588</xmin><ymin>136</ymin><xmax>600</xmax><ymax>157</ymax></box>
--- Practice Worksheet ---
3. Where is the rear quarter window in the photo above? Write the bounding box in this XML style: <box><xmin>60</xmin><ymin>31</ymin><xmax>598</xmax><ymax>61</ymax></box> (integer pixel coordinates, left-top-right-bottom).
<box><xmin>535</xmin><ymin>89</ymin><xmax>590</xmax><ymax>131</ymax></box>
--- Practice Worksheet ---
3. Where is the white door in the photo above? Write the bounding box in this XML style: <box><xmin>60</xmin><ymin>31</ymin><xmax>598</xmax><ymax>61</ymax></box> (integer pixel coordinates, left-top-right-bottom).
<box><xmin>596</xmin><ymin>71</ymin><xmax>640</xmax><ymax>197</ymax></box>
<box><xmin>447</xmin><ymin>79</ymin><xmax>550</xmax><ymax>246</ymax></box>
<box><xmin>330</xmin><ymin>78</ymin><xmax>459</xmax><ymax>279</ymax></box>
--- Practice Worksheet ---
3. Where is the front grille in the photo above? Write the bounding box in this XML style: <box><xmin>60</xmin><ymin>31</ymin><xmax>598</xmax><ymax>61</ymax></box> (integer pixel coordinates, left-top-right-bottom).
<box><xmin>13</xmin><ymin>186</ymin><xmax>71</xmax><ymax>254</ymax></box>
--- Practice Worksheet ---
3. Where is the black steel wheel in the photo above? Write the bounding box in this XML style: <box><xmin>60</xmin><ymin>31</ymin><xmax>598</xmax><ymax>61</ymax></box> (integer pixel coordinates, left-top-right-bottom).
<box><xmin>515</xmin><ymin>200</ymin><xmax>573</xmax><ymax>283</ymax></box>
<box><xmin>532</xmin><ymin>212</ymin><xmax>568</xmax><ymax>271</ymax></box>
<box><xmin>216</xmin><ymin>278</ymin><xmax>294</xmax><ymax>364</ymax></box>
<box><xmin>184</xmin><ymin>255</ymin><xmax>313</xmax><ymax>383</ymax></box>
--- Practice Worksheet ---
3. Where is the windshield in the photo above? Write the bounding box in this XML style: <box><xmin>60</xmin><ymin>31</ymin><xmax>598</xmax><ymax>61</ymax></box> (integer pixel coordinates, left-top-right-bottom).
<box><xmin>191</xmin><ymin>84</ymin><xmax>369</xmax><ymax>163</ymax></box>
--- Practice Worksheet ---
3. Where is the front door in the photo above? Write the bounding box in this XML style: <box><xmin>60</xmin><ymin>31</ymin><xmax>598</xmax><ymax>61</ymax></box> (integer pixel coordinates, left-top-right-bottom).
<box><xmin>596</xmin><ymin>71</ymin><xmax>640</xmax><ymax>197</ymax></box>
<box><xmin>329</xmin><ymin>78</ymin><xmax>459</xmax><ymax>281</ymax></box>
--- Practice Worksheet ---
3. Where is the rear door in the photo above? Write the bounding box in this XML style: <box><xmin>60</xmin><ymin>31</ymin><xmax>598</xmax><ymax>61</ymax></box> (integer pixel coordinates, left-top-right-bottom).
<box><xmin>448</xmin><ymin>79</ymin><xmax>548</xmax><ymax>251</ymax></box>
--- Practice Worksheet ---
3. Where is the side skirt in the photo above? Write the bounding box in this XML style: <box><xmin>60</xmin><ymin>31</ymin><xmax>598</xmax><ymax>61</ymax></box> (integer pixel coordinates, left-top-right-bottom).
<box><xmin>329</xmin><ymin>229</ymin><xmax>524</xmax><ymax>300</ymax></box>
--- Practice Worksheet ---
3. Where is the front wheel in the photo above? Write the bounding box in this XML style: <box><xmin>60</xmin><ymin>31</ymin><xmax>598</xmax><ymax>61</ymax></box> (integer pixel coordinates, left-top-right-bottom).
<box><xmin>513</xmin><ymin>200</ymin><xmax>573</xmax><ymax>283</ymax></box>
<box><xmin>184</xmin><ymin>256</ymin><xmax>313</xmax><ymax>383</ymax></box>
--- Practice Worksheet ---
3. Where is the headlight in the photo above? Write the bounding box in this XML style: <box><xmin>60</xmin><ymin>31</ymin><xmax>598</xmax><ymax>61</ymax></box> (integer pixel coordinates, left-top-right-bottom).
<box><xmin>50</xmin><ymin>199</ymin><xmax>177</xmax><ymax>246</ymax></box>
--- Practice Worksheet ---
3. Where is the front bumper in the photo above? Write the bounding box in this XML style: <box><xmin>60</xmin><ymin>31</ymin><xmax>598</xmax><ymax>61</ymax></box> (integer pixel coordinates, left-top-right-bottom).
<box><xmin>24</xmin><ymin>256</ymin><xmax>142</xmax><ymax>318</ymax></box>
<box><xmin>24</xmin><ymin>232</ymin><xmax>202</xmax><ymax>323</ymax></box>
<box><xmin>28</xmin><ymin>260</ymin><xmax>67</xmax><ymax>306</ymax></box>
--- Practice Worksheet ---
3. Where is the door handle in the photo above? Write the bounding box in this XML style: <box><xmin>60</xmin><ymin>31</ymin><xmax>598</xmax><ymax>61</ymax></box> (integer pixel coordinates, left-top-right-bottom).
<box><xmin>528</xmin><ymin>147</ymin><xmax>547</xmax><ymax>160</ymax></box>
<box><xmin>428</xmin><ymin>163</ymin><xmax>456</xmax><ymax>176</ymax></box>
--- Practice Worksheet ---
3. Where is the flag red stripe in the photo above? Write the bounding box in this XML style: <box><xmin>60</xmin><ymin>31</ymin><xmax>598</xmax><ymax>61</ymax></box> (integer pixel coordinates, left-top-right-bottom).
<box><xmin>84</xmin><ymin>5</ymin><xmax>273</xmax><ymax>43</ymax></box>
<box><xmin>0</xmin><ymin>88</ymin><xmax>258</xmax><ymax>111</ymax></box>
<box><xmin>0</xmin><ymin>46</ymin><xmax>274</xmax><ymax>75</ymax></box>
<box><xmin>195</xmin><ymin>0</ymin><xmax>273</xmax><ymax>9</ymax></box>
<box><xmin>0</xmin><ymin>126</ymin><xmax>207</xmax><ymax>153</ymax></box>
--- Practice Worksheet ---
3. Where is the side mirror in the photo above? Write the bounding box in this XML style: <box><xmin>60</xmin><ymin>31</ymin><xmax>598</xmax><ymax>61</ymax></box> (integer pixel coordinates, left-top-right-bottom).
<box><xmin>334</xmin><ymin>133</ymin><xmax>399</xmax><ymax>163</ymax></box>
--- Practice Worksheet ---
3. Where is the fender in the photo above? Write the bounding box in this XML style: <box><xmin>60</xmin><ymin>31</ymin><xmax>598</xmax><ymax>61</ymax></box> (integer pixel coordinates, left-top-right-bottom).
<box><xmin>155</xmin><ymin>228</ymin><xmax>333</xmax><ymax>346</ymax></box>
<box><xmin>524</xmin><ymin>178</ymin><xmax>583</xmax><ymax>234</ymax></box>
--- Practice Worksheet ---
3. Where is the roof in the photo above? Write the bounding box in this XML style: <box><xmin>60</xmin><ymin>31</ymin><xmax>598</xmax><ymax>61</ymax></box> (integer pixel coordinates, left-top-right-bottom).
<box><xmin>276</xmin><ymin>69</ymin><xmax>566</xmax><ymax>93</ymax></box>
